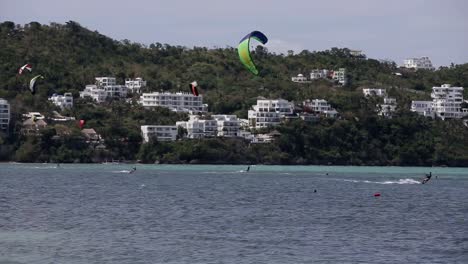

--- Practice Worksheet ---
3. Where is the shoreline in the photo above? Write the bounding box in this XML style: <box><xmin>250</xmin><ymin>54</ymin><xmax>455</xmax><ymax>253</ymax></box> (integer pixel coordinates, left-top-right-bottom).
<box><xmin>0</xmin><ymin>161</ymin><xmax>465</xmax><ymax>169</ymax></box>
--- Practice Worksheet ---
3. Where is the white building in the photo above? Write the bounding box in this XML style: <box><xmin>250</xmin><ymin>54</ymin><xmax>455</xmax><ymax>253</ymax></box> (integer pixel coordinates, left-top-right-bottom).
<box><xmin>363</xmin><ymin>88</ymin><xmax>387</xmax><ymax>97</ymax></box>
<box><xmin>432</xmin><ymin>84</ymin><xmax>466</xmax><ymax>119</ymax></box>
<box><xmin>176</xmin><ymin>114</ymin><xmax>241</xmax><ymax>138</ymax></box>
<box><xmin>378</xmin><ymin>97</ymin><xmax>397</xmax><ymax>117</ymax></box>
<box><xmin>292</xmin><ymin>69</ymin><xmax>347</xmax><ymax>86</ymax></box>
<box><xmin>403</xmin><ymin>57</ymin><xmax>435</xmax><ymax>70</ymax></box>
<box><xmin>140</xmin><ymin>92</ymin><xmax>207</xmax><ymax>113</ymax></box>
<box><xmin>48</xmin><ymin>93</ymin><xmax>73</xmax><ymax>109</ymax></box>
<box><xmin>310</xmin><ymin>69</ymin><xmax>330</xmax><ymax>80</ymax></box>
<box><xmin>95</xmin><ymin>77</ymin><xmax>116</xmax><ymax>86</ymax></box>
<box><xmin>332</xmin><ymin>68</ymin><xmax>347</xmax><ymax>85</ymax></box>
<box><xmin>80</xmin><ymin>77</ymin><xmax>128</xmax><ymax>102</ymax></box>
<box><xmin>0</xmin><ymin>98</ymin><xmax>10</xmax><ymax>131</ymax></box>
<box><xmin>80</xmin><ymin>85</ymin><xmax>107</xmax><ymax>103</ymax></box>
<box><xmin>176</xmin><ymin>115</ymin><xmax>217</xmax><ymax>139</ymax></box>
<box><xmin>411</xmin><ymin>101</ymin><xmax>434</xmax><ymax>118</ymax></box>
<box><xmin>291</xmin><ymin>74</ymin><xmax>310</xmax><ymax>83</ymax></box>
<box><xmin>125</xmin><ymin>77</ymin><xmax>146</xmax><ymax>94</ymax></box>
<box><xmin>411</xmin><ymin>84</ymin><xmax>468</xmax><ymax>120</ymax></box>
<box><xmin>212</xmin><ymin>115</ymin><xmax>241</xmax><ymax>137</ymax></box>
<box><xmin>350</xmin><ymin>50</ymin><xmax>364</xmax><ymax>57</ymax></box>
<box><xmin>141</xmin><ymin>125</ymin><xmax>178</xmax><ymax>142</ymax></box>
<box><xmin>102</xmin><ymin>85</ymin><xmax>127</xmax><ymax>98</ymax></box>
<box><xmin>248</xmin><ymin>99</ymin><xmax>294</xmax><ymax>129</ymax></box>
<box><xmin>303</xmin><ymin>99</ymin><xmax>338</xmax><ymax>118</ymax></box>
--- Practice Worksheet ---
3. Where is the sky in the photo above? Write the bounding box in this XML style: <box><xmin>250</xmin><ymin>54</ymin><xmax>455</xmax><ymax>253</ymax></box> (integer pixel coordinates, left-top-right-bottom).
<box><xmin>1</xmin><ymin>0</ymin><xmax>467</xmax><ymax>67</ymax></box>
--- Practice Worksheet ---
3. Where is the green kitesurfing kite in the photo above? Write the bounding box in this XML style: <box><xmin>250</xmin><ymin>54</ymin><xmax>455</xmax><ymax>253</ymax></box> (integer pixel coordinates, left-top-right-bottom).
<box><xmin>237</xmin><ymin>31</ymin><xmax>268</xmax><ymax>75</ymax></box>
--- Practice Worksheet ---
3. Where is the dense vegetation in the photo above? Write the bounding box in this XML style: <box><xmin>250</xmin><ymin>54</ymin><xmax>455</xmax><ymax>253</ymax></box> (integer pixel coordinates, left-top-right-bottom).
<box><xmin>1</xmin><ymin>21</ymin><xmax>468</xmax><ymax>166</ymax></box>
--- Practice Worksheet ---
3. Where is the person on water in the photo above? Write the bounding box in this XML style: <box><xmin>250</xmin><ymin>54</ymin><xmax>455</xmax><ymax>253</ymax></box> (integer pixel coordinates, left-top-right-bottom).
<box><xmin>422</xmin><ymin>172</ymin><xmax>432</xmax><ymax>184</ymax></box>
<box><xmin>129</xmin><ymin>167</ymin><xmax>137</xmax><ymax>174</ymax></box>
<box><xmin>246</xmin><ymin>165</ymin><xmax>250</xmax><ymax>172</ymax></box>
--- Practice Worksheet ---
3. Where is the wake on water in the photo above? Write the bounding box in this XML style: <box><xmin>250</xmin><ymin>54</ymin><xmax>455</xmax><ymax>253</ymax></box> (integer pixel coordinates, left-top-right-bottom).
<box><xmin>33</xmin><ymin>166</ymin><xmax>60</xmax><ymax>169</ymax></box>
<box><xmin>344</xmin><ymin>178</ymin><xmax>421</xmax><ymax>185</ymax></box>
<box><xmin>202</xmin><ymin>171</ymin><xmax>247</xmax><ymax>174</ymax></box>
<box><xmin>112</xmin><ymin>170</ymin><xmax>132</xmax><ymax>174</ymax></box>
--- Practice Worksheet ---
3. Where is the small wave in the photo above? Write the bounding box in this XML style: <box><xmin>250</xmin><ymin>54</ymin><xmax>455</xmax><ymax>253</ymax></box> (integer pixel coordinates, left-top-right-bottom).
<box><xmin>344</xmin><ymin>178</ymin><xmax>420</xmax><ymax>185</ymax></box>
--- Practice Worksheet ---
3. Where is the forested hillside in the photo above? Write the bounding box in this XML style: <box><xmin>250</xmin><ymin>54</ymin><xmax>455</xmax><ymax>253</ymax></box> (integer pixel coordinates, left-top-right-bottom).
<box><xmin>1</xmin><ymin>21</ymin><xmax>468</xmax><ymax>166</ymax></box>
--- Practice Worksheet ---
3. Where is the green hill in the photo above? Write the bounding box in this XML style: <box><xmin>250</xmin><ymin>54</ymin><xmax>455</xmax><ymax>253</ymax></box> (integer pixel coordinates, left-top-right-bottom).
<box><xmin>1</xmin><ymin>21</ymin><xmax>468</xmax><ymax>166</ymax></box>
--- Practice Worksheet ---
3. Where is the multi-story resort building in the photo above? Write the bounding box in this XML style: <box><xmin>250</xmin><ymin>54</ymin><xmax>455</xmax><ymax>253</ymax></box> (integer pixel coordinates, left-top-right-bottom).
<box><xmin>80</xmin><ymin>77</ymin><xmax>128</xmax><ymax>102</ymax></box>
<box><xmin>141</xmin><ymin>125</ymin><xmax>178</xmax><ymax>142</ymax></box>
<box><xmin>212</xmin><ymin>115</ymin><xmax>241</xmax><ymax>137</ymax></box>
<box><xmin>140</xmin><ymin>91</ymin><xmax>207</xmax><ymax>113</ymax></box>
<box><xmin>176</xmin><ymin>115</ymin><xmax>218</xmax><ymax>139</ymax></box>
<box><xmin>95</xmin><ymin>77</ymin><xmax>127</xmax><ymax>98</ymax></box>
<box><xmin>0</xmin><ymin>98</ymin><xmax>10</xmax><ymax>131</ymax></box>
<box><xmin>95</xmin><ymin>77</ymin><xmax>117</xmax><ymax>86</ymax></box>
<box><xmin>248</xmin><ymin>99</ymin><xmax>294</xmax><ymax>129</ymax></box>
<box><xmin>378</xmin><ymin>97</ymin><xmax>397</xmax><ymax>117</ymax></box>
<box><xmin>331</xmin><ymin>68</ymin><xmax>347</xmax><ymax>85</ymax></box>
<box><xmin>362</xmin><ymin>88</ymin><xmax>397</xmax><ymax>117</ymax></box>
<box><xmin>175</xmin><ymin>115</ymin><xmax>241</xmax><ymax>139</ymax></box>
<box><xmin>403</xmin><ymin>57</ymin><xmax>435</xmax><ymax>70</ymax></box>
<box><xmin>80</xmin><ymin>85</ymin><xmax>108</xmax><ymax>103</ymax></box>
<box><xmin>48</xmin><ymin>93</ymin><xmax>73</xmax><ymax>109</ymax></box>
<box><xmin>303</xmin><ymin>99</ymin><xmax>338</xmax><ymax>118</ymax></box>
<box><xmin>125</xmin><ymin>77</ymin><xmax>146</xmax><ymax>94</ymax></box>
<box><xmin>411</xmin><ymin>84</ymin><xmax>468</xmax><ymax>120</ymax></box>
<box><xmin>411</xmin><ymin>101</ymin><xmax>434</xmax><ymax>118</ymax></box>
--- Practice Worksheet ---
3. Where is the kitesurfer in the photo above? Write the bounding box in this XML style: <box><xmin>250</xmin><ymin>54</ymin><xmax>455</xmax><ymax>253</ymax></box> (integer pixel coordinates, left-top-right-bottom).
<box><xmin>246</xmin><ymin>165</ymin><xmax>250</xmax><ymax>172</ymax></box>
<box><xmin>129</xmin><ymin>167</ymin><xmax>136</xmax><ymax>174</ymax></box>
<box><xmin>421</xmin><ymin>172</ymin><xmax>432</xmax><ymax>184</ymax></box>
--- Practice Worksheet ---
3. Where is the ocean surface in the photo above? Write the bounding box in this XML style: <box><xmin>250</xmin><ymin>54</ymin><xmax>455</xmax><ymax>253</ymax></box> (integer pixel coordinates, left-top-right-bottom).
<box><xmin>0</xmin><ymin>164</ymin><xmax>467</xmax><ymax>264</ymax></box>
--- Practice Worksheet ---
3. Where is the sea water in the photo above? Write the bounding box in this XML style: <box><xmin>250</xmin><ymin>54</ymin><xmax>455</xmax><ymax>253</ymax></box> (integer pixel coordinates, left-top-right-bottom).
<box><xmin>0</xmin><ymin>164</ymin><xmax>467</xmax><ymax>264</ymax></box>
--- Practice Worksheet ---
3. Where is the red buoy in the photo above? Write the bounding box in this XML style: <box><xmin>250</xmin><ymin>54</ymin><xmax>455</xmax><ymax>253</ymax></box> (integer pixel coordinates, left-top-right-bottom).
<box><xmin>374</xmin><ymin>193</ymin><xmax>381</xmax><ymax>197</ymax></box>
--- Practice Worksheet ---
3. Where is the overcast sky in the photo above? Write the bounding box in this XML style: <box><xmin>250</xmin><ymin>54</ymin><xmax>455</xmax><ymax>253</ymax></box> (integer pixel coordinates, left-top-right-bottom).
<box><xmin>2</xmin><ymin>0</ymin><xmax>467</xmax><ymax>67</ymax></box>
